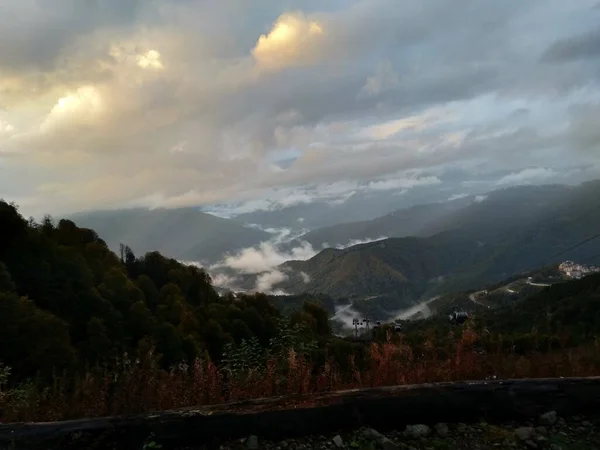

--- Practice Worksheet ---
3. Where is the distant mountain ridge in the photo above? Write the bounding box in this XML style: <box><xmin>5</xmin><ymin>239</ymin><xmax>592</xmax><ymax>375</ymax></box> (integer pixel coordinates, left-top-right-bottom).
<box><xmin>296</xmin><ymin>184</ymin><xmax>577</xmax><ymax>249</ymax></box>
<box><xmin>296</xmin><ymin>196</ymin><xmax>473</xmax><ymax>249</ymax></box>
<box><xmin>68</xmin><ymin>207</ymin><xmax>271</xmax><ymax>264</ymax></box>
<box><xmin>251</xmin><ymin>180</ymin><xmax>600</xmax><ymax>314</ymax></box>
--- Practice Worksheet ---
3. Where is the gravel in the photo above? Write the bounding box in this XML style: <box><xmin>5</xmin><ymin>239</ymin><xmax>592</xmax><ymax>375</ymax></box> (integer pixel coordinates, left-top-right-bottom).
<box><xmin>204</xmin><ymin>414</ymin><xmax>600</xmax><ymax>450</ymax></box>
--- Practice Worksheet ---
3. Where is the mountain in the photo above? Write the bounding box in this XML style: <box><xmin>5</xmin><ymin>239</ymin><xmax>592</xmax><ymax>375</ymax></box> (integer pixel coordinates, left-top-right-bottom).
<box><xmin>296</xmin><ymin>184</ymin><xmax>576</xmax><ymax>249</ymax></box>
<box><xmin>254</xmin><ymin>180</ymin><xmax>600</xmax><ymax>315</ymax></box>
<box><xmin>68</xmin><ymin>207</ymin><xmax>271</xmax><ymax>264</ymax></box>
<box><xmin>297</xmin><ymin>197</ymin><xmax>473</xmax><ymax>249</ymax></box>
<box><xmin>228</xmin><ymin>186</ymin><xmax>454</xmax><ymax>232</ymax></box>
<box><xmin>273</xmin><ymin>233</ymin><xmax>486</xmax><ymax>310</ymax></box>
<box><xmin>416</xmin><ymin>183</ymin><xmax>575</xmax><ymax>242</ymax></box>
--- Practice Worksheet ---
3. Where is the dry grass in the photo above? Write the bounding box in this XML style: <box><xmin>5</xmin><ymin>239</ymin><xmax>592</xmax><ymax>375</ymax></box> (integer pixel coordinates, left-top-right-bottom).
<box><xmin>2</xmin><ymin>330</ymin><xmax>600</xmax><ymax>423</ymax></box>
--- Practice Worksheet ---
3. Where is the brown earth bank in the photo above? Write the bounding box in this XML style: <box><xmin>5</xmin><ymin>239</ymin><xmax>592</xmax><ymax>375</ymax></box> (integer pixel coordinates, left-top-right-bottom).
<box><xmin>1</xmin><ymin>378</ymin><xmax>600</xmax><ymax>450</ymax></box>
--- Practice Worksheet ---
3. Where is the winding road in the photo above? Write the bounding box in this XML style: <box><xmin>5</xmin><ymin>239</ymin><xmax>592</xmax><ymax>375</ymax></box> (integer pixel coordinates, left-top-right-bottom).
<box><xmin>468</xmin><ymin>292</ymin><xmax>491</xmax><ymax>309</ymax></box>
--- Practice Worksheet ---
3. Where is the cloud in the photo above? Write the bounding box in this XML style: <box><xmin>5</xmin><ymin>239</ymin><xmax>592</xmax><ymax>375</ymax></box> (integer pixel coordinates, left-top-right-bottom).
<box><xmin>211</xmin><ymin>240</ymin><xmax>317</xmax><ymax>275</ymax></box>
<box><xmin>210</xmin><ymin>272</ymin><xmax>239</xmax><ymax>289</ymax></box>
<box><xmin>0</xmin><ymin>120</ymin><xmax>15</xmax><ymax>134</ymax></box>
<box><xmin>334</xmin><ymin>236</ymin><xmax>387</xmax><ymax>249</ymax></box>
<box><xmin>207</xmin><ymin>236</ymin><xmax>317</xmax><ymax>294</ymax></box>
<box><xmin>541</xmin><ymin>28</ymin><xmax>600</xmax><ymax>63</ymax></box>
<box><xmin>495</xmin><ymin>167</ymin><xmax>558</xmax><ymax>186</ymax></box>
<box><xmin>252</xmin><ymin>12</ymin><xmax>326</xmax><ymax>70</ymax></box>
<box><xmin>366</xmin><ymin>175</ymin><xmax>441</xmax><ymax>192</ymax></box>
<box><xmin>448</xmin><ymin>193</ymin><xmax>468</xmax><ymax>201</ymax></box>
<box><xmin>255</xmin><ymin>270</ymin><xmax>289</xmax><ymax>294</ymax></box>
<box><xmin>358</xmin><ymin>60</ymin><xmax>400</xmax><ymax>98</ymax></box>
<box><xmin>0</xmin><ymin>0</ymin><xmax>599</xmax><ymax>220</ymax></box>
<box><xmin>208</xmin><ymin>230</ymin><xmax>391</xmax><ymax>294</ymax></box>
<box><xmin>361</xmin><ymin>107</ymin><xmax>453</xmax><ymax>141</ymax></box>
<box><xmin>39</xmin><ymin>86</ymin><xmax>105</xmax><ymax>133</ymax></box>
<box><xmin>300</xmin><ymin>271</ymin><xmax>310</xmax><ymax>283</ymax></box>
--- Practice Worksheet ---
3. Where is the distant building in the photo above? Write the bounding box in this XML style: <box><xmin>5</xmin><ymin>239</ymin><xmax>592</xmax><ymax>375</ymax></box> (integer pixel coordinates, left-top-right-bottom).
<box><xmin>559</xmin><ymin>260</ymin><xmax>600</xmax><ymax>279</ymax></box>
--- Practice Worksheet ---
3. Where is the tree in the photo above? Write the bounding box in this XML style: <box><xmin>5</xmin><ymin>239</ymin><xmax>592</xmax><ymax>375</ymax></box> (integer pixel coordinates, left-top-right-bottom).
<box><xmin>0</xmin><ymin>293</ymin><xmax>76</xmax><ymax>380</ymax></box>
<box><xmin>0</xmin><ymin>263</ymin><xmax>15</xmax><ymax>294</ymax></box>
<box><xmin>84</xmin><ymin>317</ymin><xmax>114</xmax><ymax>365</ymax></box>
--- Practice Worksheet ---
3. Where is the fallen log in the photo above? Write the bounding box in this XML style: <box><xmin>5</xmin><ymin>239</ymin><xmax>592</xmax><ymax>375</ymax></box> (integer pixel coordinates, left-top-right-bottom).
<box><xmin>2</xmin><ymin>377</ymin><xmax>600</xmax><ymax>450</ymax></box>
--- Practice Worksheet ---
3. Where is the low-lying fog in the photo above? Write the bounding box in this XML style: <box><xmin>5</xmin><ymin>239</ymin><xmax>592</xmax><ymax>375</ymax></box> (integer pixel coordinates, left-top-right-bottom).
<box><xmin>332</xmin><ymin>296</ymin><xmax>440</xmax><ymax>331</ymax></box>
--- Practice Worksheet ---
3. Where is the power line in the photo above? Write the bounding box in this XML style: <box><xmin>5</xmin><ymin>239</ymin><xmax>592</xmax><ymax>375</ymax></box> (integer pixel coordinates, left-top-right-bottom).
<box><xmin>582</xmin><ymin>253</ymin><xmax>600</xmax><ymax>264</ymax></box>
<box><xmin>559</xmin><ymin>202</ymin><xmax>600</xmax><ymax>224</ymax></box>
<box><xmin>536</xmin><ymin>202</ymin><xmax>600</xmax><ymax>238</ymax></box>
<box><xmin>541</xmin><ymin>231</ymin><xmax>600</xmax><ymax>265</ymax></box>
<box><xmin>530</xmin><ymin>200</ymin><xmax>600</xmax><ymax>265</ymax></box>
<box><xmin>503</xmin><ymin>201</ymin><xmax>600</xmax><ymax>278</ymax></box>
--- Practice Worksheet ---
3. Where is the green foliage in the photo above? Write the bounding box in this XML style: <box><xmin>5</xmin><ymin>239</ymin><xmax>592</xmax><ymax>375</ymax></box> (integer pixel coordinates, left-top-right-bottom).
<box><xmin>269</xmin><ymin>316</ymin><xmax>319</xmax><ymax>360</ymax></box>
<box><xmin>0</xmin><ymin>201</ymin><xmax>329</xmax><ymax>386</ymax></box>
<box><xmin>0</xmin><ymin>362</ymin><xmax>10</xmax><ymax>405</ymax></box>
<box><xmin>222</xmin><ymin>336</ymin><xmax>266</xmax><ymax>375</ymax></box>
<box><xmin>142</xmin><ymin>433</ymin><xmax>163</xmax><ymax>450</ymax></box>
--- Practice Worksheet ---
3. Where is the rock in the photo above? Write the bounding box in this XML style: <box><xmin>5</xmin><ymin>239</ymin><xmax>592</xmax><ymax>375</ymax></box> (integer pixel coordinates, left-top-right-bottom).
<box><xmin>524</xmin><ymin>440</ymin><xmax>538</xmax><ymax>449</ymax></box>
<box><xmin>247</xmin><ymin>435</ymin><xmax>259</xmax><ymax>450</ymax></box>
<box><xmin>404</xmin><ymin>425</ymin><xmax>431</xmax><ymax>439</ymax></box>
<box><xmin>557</xmin><ymin>418</ymin><xmax>566</xmax><ymax>427</ymax></box>
<box><xmin>515</xmin><ymin>427</ymin><xmax>534</xmax><ymax>441</ymax></box>
<box><xmin>457</xmin><ymin>423</ymin><xmax>469</xmax><ymax>432</ymax></box>
<box><xmin>539</xmin><ymin>411</ymin><xmax>557</xmax><ymax>426</ymax></box>
<box><xmin>582</xmin><ymin>421</ymin><xmax>592</xmax><ymax>427</ymax></box>
<box><xmin>434</xmin><ymin>423</ymin><xmax>449</xmax><ymax>437</ymax></box>
<box><xmin>535</xmin><ymin>426</ymin><xmax>547</xmax><ymax>435</ymax></box>
<box><xmin>362</xmin><ymin>429</ymin><xmax>398</xmax><ymax>450</ymax></box>
<box><xmin>332</xmin><ymin>435</ymin><xmax>343</xmax><ymax>448</ymax></box>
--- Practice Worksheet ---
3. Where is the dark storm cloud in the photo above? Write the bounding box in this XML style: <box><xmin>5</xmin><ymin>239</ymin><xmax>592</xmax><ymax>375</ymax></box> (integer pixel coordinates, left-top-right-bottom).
<box><xmin>0</xmin><ymin>0</ymin><xmax>142</xmax><ymax>71</ymax></box>
<box><xmin>541</xmin><ymin>28</ymin><xmax>600</xmax><ymax>63</ymax></box>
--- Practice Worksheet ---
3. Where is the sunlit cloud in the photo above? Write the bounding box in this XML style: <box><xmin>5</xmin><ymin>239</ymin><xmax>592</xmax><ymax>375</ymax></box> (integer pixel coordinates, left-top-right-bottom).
<box><xmin>0</xmin><ymin>120</ymin><xmax>14</xmax><ymax>134</ymax></box>
<box><xmin>136</xmin><ymin>50</ymin><xmax>165</xmax><ymax>70</ymax></box>
<box><xmin>252</xmin><ymin>12</ymin><xmax>326</xmax><ymax>70</ymax></box>
<box><xmin>39</xmin><ymin>86</ymin><xmax>104</xmax><ymax>133</ymax></box>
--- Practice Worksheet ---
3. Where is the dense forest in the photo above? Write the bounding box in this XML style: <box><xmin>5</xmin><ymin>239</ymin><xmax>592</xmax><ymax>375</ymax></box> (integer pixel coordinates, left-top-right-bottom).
<box><xmin>0</xmin><ymin>200</ymin><xmax>331</xmax><ymax>384</ymax></box>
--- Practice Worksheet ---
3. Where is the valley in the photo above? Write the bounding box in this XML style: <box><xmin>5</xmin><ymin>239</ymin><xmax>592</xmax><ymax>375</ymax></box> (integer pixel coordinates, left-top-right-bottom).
<box><xmin>68</xmin><ymin>180</ymin><xmax>600</xmax><ymax>330</ymax></box>
<box><xmin>2</xmin><ymin>192</ymin><xmax>600</xmax><ymax>426</ymax></box>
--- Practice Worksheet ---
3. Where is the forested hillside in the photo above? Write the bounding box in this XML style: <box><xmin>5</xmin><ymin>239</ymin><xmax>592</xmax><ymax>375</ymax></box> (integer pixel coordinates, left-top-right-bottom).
<box><xmin>0</xmin><ymin>201</ymin><xmax>329</xmax><ymax>383</ymax></box>
<box><xmin>392</xmin><ymin>272</ymin><xmax>600</xmax><ymax>357</ymax></box>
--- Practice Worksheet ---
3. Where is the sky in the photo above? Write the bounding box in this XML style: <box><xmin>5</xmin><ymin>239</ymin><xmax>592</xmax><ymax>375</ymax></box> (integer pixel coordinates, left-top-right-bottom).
<box><xmin>1</xmin><ymin>0</ymin><xmax>600</xmax><ymax>219</ymax></box>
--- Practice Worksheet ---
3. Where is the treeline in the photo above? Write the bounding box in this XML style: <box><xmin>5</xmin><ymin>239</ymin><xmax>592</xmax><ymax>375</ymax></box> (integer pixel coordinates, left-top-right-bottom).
<box><xmin>0</xmin><ymin>201</ymin><xmax>330</xmax><ymax>383</ymax></box>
